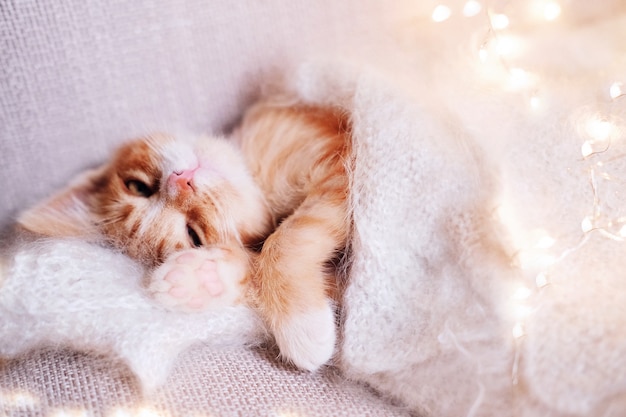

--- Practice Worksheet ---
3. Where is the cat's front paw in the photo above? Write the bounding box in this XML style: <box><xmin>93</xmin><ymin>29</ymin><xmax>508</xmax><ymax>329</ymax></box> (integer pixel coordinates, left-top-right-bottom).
<box><xmin>273</xmin><ymin>302</ymin><xmax>336</xmax><ymax>371</ymax></box>
<box><xmin>149</xmin><ymin>247</ymin><xmax>247</xmax><ymax>312</ymax></box>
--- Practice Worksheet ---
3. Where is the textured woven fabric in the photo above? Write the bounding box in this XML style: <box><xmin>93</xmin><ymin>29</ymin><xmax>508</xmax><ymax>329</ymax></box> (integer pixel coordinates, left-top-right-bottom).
<box><xmin>1</xmin><ymin>346</ymin><xmax>410</xmax><ymax>417</ymax></box>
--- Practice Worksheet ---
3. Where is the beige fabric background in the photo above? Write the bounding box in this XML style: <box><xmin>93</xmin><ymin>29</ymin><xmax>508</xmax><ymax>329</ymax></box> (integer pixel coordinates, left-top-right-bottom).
<box><xmin>1</xmin><ymin>346</ymin><xmax>409</xmax><ymax>416</ymax></box>
<box><xmin>0</xmin><ymin>1</ymin><xmax>414</xmax><ymax>415</ymax></box>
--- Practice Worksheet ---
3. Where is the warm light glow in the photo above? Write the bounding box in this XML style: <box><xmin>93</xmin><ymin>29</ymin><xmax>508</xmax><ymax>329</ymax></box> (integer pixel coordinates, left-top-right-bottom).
<box><xmin>535</xmin><ymin>272</ymin><xmax>549</xmax><ymax>288</ymax></box>
<box><xmin>517</xmin><ymin>251</ymin><xmax>557</xmax><ymax>271</ymax></box>
<box><xmin>585</xmin><ymin>117</ymin><xmax>614</xmax><ymax>142</ymax></box>
<box><xmin>109</xmin><ymin>409</ymin><xmax>132</xmax><ymax>417</ymax></box>
<box><xmin>536</xmin><ymin>254</ymin><xmax>556</xmax><ymax>269</ymax></box>
<box><xmin>513</xmin><ymin>286</ymin><xmax>532</xmax><ymax>300</ymax></box>
<box><xmin>136</xmin><ymin>408</ymin><xmax>167</xmax><ymax>417</ymax></box>
<box><xmin>108</xmin><ymin>408</ymin><xmax>170</xmax><ymax>417</ymax></box>
<box><xmin>508</xmin><ymin>68</ymin><xmax>532</xmax><ymax>90</ymax></box>
<box><xmin>543</xmin><ymin>1</ymin><xmax>562</xmax><ymax>21</ymax></box>
<box><xmin>50</xmin><ymin>409</ymin><xmax>89</xmax><ymax>417</ymax></box>
<box><xmin>512</xmin><ymin>323</ymin><xmax>525</xmax><ymax>339</ymax></box>
<box><xmin>478</xmin><ymin>46</ymin><xmax>489</xmax><ymax>62</ymax></box>
<box><xmin>432</xmin><ymin>5</ymin><xmax>452</xmax><ymax>22</ymax></box>
<box><xmin>433</xmin><ymin>0</ymin><xmax>623</xmax><ymax>357</ymax></box>
<box><xmin>610</xmin><ymin>82</ymin><xmax>624</xmax><ymax>100</ymax></box>
<box><xmin>530</xmin><ymin>0</ymin><xmax>561</xmax><ymax>22</ymax></box>
<box><xmin>530</xmin><ymin>95</ymin><xmax>541</xmax><ymax>110</ymax></box>
<box><xmin>581</xmin><ymin>216</ymin><xmax>594</xmax><ymax>233</ymax></box>
<box><xmin>495</xmin><ymin>199</ymin><xmax>525</xmax><ymax>249</ymax></box>
<box><xmin>463</xmin><ymin>0</ymin><xmax>482</xmax><ymax>17</ymax></box>
<box><xmin>535</xmin><ymin>235</ymin><xmax>555</xmax><ymax>248</ymax></box>
<box><xmin>491</xmin><ymin>13</ymin><xmax>510</xmax><ymax>29</ymax></box>
<box><xmin>581</xmin><ymin>140</ymin><xmax>594</xmax><ymax>158</ymax></box>
<box><xmin>513</xmin><ymin>304</ymin><xmax>533</xmax><ymax>321</ymax></box>
<box><xmin>0</xmin><ymin>390</ymin><xmax>39</xmax><ymax>409</ymax></box>
<box><xmin>494</xmin><ymin>35</ymin><xmax>524</xmax><ymax>58</ymax></box>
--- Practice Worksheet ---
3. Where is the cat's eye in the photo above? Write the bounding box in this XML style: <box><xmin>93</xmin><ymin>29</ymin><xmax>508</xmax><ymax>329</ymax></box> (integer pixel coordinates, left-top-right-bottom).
<box><xmin>187</xmin><ymin>225</ymin><xmax>203</xmax><ymax>247</ymax></box>
<box><xmin>125</xmin><ymin>179</ymin><xmax>154</xmax><ymax>198</ymax></box>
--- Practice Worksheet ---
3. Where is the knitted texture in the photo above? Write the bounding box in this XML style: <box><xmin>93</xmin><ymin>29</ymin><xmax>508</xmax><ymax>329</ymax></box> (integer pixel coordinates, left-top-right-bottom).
<box><xmin>282</xmin><ymin>9</ymin><xmax>626</xmax><ymax>417</ymax></box>
<box><xmin>0</xmin><ymin>238</ymin><xmax>265</xmax><ymax>394</ymax></box>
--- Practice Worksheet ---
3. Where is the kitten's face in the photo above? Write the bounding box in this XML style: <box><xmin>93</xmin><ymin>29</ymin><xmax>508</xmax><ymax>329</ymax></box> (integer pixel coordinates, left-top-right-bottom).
<box><xmin>19</xmin><ymin>134</ymin><xmax>272</xmax><ymax>267</ymax></box>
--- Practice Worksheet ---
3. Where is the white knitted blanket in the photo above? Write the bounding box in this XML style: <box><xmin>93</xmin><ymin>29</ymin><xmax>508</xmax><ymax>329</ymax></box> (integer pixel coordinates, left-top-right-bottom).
<box><xmin>0</xmin><ymin>239</ymin><xmax>264</xmax><ymax>393</ymax></box>
<box><xmin>285</xmin><ymin>12</ymin><xmax>626</xmax><ymax>415</ymax></box>
<box><xmin>3</xmin><ymin>14</ymin><xmax>626</xmax><ymax>416</ymax></box>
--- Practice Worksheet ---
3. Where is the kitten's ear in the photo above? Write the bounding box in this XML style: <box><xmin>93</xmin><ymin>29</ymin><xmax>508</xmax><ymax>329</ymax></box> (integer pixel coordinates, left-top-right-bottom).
<box><xmin>17</xmin><ymin>167</ymin><xmax>105</xmax><ymax>239</ymax></box>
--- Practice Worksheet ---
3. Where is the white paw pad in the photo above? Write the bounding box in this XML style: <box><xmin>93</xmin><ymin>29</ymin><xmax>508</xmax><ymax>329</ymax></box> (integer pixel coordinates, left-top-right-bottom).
<box><xmin>273</xmin><ymin>303</ymin><xmax>336</xmax><ymax>371</ymax></box>
<box><xmin>149</xmin><ymin>248</ymin><xmax>245</xmax><ymax>312</ymax></box>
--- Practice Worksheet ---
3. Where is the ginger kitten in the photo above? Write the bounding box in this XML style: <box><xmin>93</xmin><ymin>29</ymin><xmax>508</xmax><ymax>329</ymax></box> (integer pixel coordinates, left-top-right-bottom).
<box><xmin>18</xmin><ymin>100</ymin><xmax>352</xmax><ymax>371</ymax></box>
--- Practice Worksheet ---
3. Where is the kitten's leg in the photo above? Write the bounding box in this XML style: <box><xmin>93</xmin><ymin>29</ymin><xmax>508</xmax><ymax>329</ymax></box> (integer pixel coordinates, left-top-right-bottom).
<box><xmin>149</xmin><ymin>245</ymin><xmax>249</xmax><ymax>312</ymax></box>
<box><xmin>255</xmin><ymin>197</ymin><xmax>348</xmax><ymax>371</ymax></box>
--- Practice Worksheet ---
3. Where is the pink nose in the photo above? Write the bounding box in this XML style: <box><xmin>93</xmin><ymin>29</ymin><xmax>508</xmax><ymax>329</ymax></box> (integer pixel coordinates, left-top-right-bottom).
<box><xmin>169</xmin><ymin>169</ymin><xmax>196</xmax><ymax>192</ymax></box>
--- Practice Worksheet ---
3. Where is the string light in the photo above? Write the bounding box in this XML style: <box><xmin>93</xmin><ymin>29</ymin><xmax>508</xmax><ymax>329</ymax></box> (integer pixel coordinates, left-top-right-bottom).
<box><xmin>494</xmin><ymin>35</ymin><xmax>524</xmax><ymax>59</ymax></box>
<box><xmin>535</xmin><ymin>272</ymin><xmax>549</xmax><ymax>288</ymax></box>
<box><xmin>507</xmin><ymin>68</ymin><xmax>533</xmax><ymax>90</ymax></box>
<box><xmin>432</xmin><ymin>5</ymin><xmax>452</xmax><ymax>22</ymax></box>
<box><xmin>533</xmin><ymin>232</ymin><xmax>556</xmax><ymax>249</ymax></box>
<box><xmin>512</xmin><ymin>286</ymin><xmax>532</xmax><ymax>300</ymax></box>
<box><xmin>529</xmin><ymin>94</ymin><xmax>541</xmax><ymax>110</ymax></box>
<box><xmin>542</xmin><ymin>2</ymin><xmax>562</xmax><ymax>21</ymax></box>
<box><xmin>585</xmin><ymin>117</ymin><xmax>614</xmax><ymax>142</ymax></box>
<box><xmin>463</xmin><ymin>0</ymin><xmax>482</xmax><ymax>17</ymax></box>
<box><xmin>490</xmin><ymin>13</ymin><xmax>510</xmax><ymax>30</ymax></box>
<box><xmin>529</xmin><ymin>0</ymin><xmax>562</xmax><ymax>22</ymax></box>
<box><xmin>610</xmin><ymin>82</ymin><xmax>624</xmax><ymax>100</ymax></box>
<box><xmin>431</xmin><ymin>0</ymin><xmax>624</xmax><ymax>391</ymax></box>
<box><xmin>478</xmin><ymin>45</ymin><xmax>489</xmax><ymax>63</ymax></box>
<box><xmin>512</xmin><ymin>323</ymin><xmax>525</xmax><ymax>339</ymax></box>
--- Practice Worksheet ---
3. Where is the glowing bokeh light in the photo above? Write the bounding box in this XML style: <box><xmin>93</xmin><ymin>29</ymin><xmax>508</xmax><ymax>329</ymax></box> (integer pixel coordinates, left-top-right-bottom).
<box><xmin>585</xmin><ymin>117</ymin><xmax>614</xmax><ymax>142</ymax></box>
<box><xmin>508</xmin><ymin>68</ymin><xmax>532</xmax><ymax>90</ymax></box>
<box><xmin>513</xmin><ymin>286</ymin><xmax>532</xmax><ymax>300</ymax></box>
<box><xmin>432</xmin><ymin>5</ymin><xmax>452</xmax><ymax>22</ymax></box>
<box><xmin>581</xmin><ymin>216</ymin><xmax>594</xmax><ymax>233</ymax></box>
<box><xmin>530</xmin><ymin>95</ymin><xmax>541</xmax><ymax>110</ymax></box>
<box><xmin>491</xmin><ymin>13</ymin><xmax>509</xmax><ymax>29</ymax></box>
<box><xmin>610</xmin><ymin>82</ymin><xmax>624</xmax><ymax>100</ymax></box>
<box><xmin>494</xmin><ymin>35</ymin><xmax>524</xmax><ymax>58</ymax></box>
<box><xmin>581</xmin><ymin>141</ymin><xmax>594</xmax><ymax>158</ymax></box>
<box><xmin>543</xmin><ymin>1</ymin><xmax>562</xmax><ymax>21</ymax></box>
<box><xmin>463</xmin><ymin>0</ymin><xmax>482</xmax><ymax>17</ymax></box>
<box><xmin>512</xmin><ymin>323</ymin><xmax>525</xmax><ymax>339</ymax></box>
<box><xmin>535</xmin><ymin>235</ymin><xmax>555</xmax><ymax>249</ymax></box>
<box><xmin>535</xmin><ymin>272</ymin><xmax>549</xmax><ymax>288</ymax></box>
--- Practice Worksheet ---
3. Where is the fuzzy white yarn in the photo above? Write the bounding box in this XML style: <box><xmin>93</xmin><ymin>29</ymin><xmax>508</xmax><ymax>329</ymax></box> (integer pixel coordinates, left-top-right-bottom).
<box><xmin>281</xmin><ymin>5</ymin><xmax>626</xmax><ymax>416</ymax></box>
<box><xmin>0</xmin><ymin>238</ymin><xmax>264</xmax><ymax>393</ymax></box>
